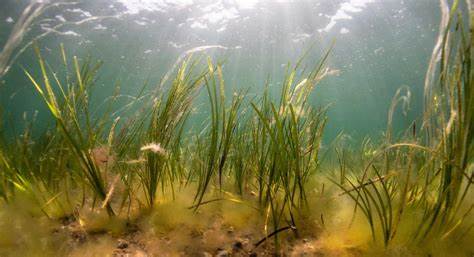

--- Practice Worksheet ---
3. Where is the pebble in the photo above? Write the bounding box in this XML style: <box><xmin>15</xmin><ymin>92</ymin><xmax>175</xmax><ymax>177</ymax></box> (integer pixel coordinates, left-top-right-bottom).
<box><xmin>232</xmin><ymin>241</ymin><xmax>243</xmax><ymax>250</ymax></box>
<box><xmin>216</xmin><ymin>250</ymin><xmax>229</xmax><ymax>257</ymax></box>
<box><xmin>117</xmin><ymin>240</ymin><xmax>129</xmax><ymax>249</ymax></box>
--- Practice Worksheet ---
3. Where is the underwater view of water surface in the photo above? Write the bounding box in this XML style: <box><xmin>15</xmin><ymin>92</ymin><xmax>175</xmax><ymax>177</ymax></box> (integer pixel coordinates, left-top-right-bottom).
<box><xmin>0</xmin><ymin>0</ymin><xmax>472</xmax><ymax>256</ymax></box>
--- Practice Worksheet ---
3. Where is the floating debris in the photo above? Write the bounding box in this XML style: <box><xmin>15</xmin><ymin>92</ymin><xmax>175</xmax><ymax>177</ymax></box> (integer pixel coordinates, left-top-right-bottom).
<box><xmin>140</xmin><ymin>143</ymin><xmax>167</xmax><ymax>155</ymax></box>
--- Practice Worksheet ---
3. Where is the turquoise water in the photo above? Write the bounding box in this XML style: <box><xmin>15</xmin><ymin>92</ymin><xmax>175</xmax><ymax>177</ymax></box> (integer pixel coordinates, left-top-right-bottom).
<box><xmin>0</xmin><ymin>0</ymin><xmax>443</xmax><ymax>142</ymax></box>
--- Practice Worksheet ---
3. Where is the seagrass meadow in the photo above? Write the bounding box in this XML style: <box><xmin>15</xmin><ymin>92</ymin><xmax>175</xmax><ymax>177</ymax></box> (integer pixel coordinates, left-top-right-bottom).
<box><xmin>0</xmin><ymin>0</ymin><xmax>472</xmax><ymax>256</ymax></box>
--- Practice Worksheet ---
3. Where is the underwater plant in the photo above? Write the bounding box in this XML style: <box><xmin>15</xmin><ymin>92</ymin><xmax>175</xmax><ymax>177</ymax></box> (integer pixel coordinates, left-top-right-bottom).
<box><xmin>25</xmin><ymin>45</ymin><xmax>118</xmax><ymax>216</ymax></box>
<box><xmin>140</xmin><ymin>56</ymin><xmax>207</xmax><ymax>209</ymax></box>
<box><xmin>332</xmin><ymin>0</ymin><xmax>473</xmax><ymax>248</ymax></box>
<box><xmin>193</xmin><ymin>58</ymin><xmax>245</xmax><ymax>208</ymax></box>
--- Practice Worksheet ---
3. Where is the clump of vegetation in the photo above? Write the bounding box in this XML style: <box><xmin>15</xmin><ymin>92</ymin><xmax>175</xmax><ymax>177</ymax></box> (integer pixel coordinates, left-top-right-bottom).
<box><xmin>332</xmin><ymin>0</ymin><xmax>473</xmax><ymax>251</ymax></box>
<box><xmin>0</xmin><ymin>1</ymin><xmax>472</xmax><ymax>257</ymax></box>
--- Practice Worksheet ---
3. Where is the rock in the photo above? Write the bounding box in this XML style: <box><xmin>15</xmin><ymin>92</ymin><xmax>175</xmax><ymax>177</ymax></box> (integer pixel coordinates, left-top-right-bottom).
<box><xmin>113</xmin><ymin>249</ymin><xmax>148</xmax><ymax>257</ymax></box>
<box><xmin>117</xmin><ymin>239</ymin><xmax>129</xmax><ymax>249</ymax></box>
<box><xmin>125</xmin><ymin>222</ymin><xmax>140</xmax><ymax>233</ymax></box>
<box><xmin>203</xmin><ymin>251</ymin><xmax>213</xmax><ymax>257</ymax></box>
<box><xmin>70</xmin><ymin>230</ymin><xmax>87</xmax><ymax>244</ymax></box>
<box><xmin>216</xmin><ymin>249</ymin><xmax>229</xmax><ymax>257</ymax></box>
<box><xmin>232</xmin><ymin>241</ymin><xmax>243</xmax><ymax>251</ymax></box>
<box><xmin>249</xmin><ymin>252</ymin><xmax>258</xmax><ymax>257</ymax></box>
<box><xmin>133</xmin><ymin>250</ymin><xmax>149</xmax><ymax>257</ymax></box>
<box><xmin>112</xmin><ymin>249</ymin><xmax>130</xmax><ymax>257</ymax></box>
<box><xmin>59</xmin><ymin>214</ymin><xmax>76</xmax><ymax>226</ymax></box>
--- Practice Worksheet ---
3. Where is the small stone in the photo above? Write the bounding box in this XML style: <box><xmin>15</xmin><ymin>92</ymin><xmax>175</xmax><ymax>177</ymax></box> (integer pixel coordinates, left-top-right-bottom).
<box><xmin>117</xmin><ymin>240</ymin><xmax>129</xmax><ymax>249</ymax></box>
<box><xmin>216</xmin><ymin>250</ymin><xmax>229</xmax><ymax>257</ymax></box>
<box><xmin>126</xmin><ymin>222</ymin><xmax>140</xmax><ymax>233</ymax></box>
<box><xmin>232</xmin><ymin>241</ymin><xmax>243</xmax><ymax>250</ymax></box>
<box><xmin>249</xmin><ymin>252</ymin><xmax>257</xmax><ymax>257</ymax></box>
<box><xmin>202</xmin><ymin>252</ymin><xmax>212</xmax><ymax>257</ymax></box>
<box><xmin>133</xmin><ymin>250</ymin><xmax>149</xmax><ymax>257</ymax></box>
<box><xmin>71</xmin><ymin>230</ymin><xmax>87</xmax><ymax>243</ymax></box>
